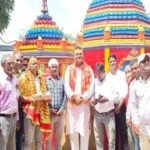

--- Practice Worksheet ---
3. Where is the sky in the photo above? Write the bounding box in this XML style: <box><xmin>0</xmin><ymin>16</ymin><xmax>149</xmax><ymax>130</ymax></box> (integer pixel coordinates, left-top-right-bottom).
<box><xmin>0</xmin><ymin>0</ymin><xmax>150</xmax><ymax>45</ymax></box>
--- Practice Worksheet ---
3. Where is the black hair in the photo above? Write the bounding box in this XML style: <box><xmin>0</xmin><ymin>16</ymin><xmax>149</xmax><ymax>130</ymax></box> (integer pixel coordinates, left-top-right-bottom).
<box><xmin>108</xmin><ymin>54</ymin><xmax>117</xmax><ymax>61</ymax></box>
<box><xmin>95</xmin><ymin>62</ymin><xmax>104</xmax><ymax>72</ymax></box>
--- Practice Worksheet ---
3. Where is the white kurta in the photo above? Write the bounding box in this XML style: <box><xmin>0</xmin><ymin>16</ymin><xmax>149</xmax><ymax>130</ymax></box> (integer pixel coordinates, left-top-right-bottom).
<box><xmin>65</xmin><ymin>65</ymin><xmax>94</xmax><ymax>137</ymax></box>
<box><xmin>132</xmin><ymin>77</ymin><xmax>150</xmax><ymax>136</ymax></box>
<box><xmin>126</xmin><ymin>79</ymin><xmax>136</xmax><ymax>120</ymax></box>
<box><xmin>106</xmin><ymin>69</ymin><xmax>128</xmax><ymax>104</ymax></box>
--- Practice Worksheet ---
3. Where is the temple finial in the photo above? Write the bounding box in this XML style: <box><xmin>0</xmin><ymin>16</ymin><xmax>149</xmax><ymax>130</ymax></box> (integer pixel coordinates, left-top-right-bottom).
<box><xmin>42</xmin><ymin>0</ymin><xmax>48</xmax><ymax>12</ymax></box>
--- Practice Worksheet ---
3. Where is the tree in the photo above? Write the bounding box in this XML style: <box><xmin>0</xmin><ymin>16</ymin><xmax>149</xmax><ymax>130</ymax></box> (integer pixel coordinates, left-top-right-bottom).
<box><xmin>0</xmin><ymin>0</ymin><xmax>14</xmax><ymax>33</ymax></box>
<box><xmin>64</xmin><ymin>33</ymin><xmax>77</xmax><ymax>42</ymax></box>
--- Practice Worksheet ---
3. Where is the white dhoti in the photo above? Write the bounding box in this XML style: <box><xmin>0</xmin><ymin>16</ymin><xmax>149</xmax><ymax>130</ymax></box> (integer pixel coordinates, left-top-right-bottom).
<box><xmin>65</xmin><ymin>64</ymin><xmax>94</xmax><ymax>150</ymax></box>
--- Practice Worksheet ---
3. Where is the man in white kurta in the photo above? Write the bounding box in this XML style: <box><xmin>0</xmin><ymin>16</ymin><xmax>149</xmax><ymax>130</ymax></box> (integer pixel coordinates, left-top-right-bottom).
<box><xmin>132</xmin><ymin>54</ymin><xmax>150</xmax><ymax>150</ymax></box>
<box><xmin>106</xmin><ymin>54</ymin><xmax>128</xmax><ymax>150</ymax></box>
<box><xmin>126</xmin><ymin>59</ymin><xmax>140</xmax><ymax>150</ymax></box>
<box><xmin>65</xmin><ymin>46</ymin><xmax>94</xmax><ymax>150</ymax></box>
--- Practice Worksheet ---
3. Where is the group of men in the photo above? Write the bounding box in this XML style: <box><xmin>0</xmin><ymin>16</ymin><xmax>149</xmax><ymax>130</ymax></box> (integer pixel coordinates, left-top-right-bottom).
<box><xmin>0</xmin><ymin>46</ymin><xmax>150</xmax><ymax>150</ymax></box>
<box><xmin>124</xmin><ymin>54</ymin><xmax>150</xmax><ymax>150</ymax></box>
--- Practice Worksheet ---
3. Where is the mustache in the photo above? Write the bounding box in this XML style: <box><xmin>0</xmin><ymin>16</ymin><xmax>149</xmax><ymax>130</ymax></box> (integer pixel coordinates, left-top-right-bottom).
<box><xmin>53</xmin><ymin>70</ymin><xmax>57</xmax><ymax>72</ymax></box>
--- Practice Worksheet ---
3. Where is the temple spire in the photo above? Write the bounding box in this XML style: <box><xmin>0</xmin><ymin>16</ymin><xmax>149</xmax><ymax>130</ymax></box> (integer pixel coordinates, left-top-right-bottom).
<box><xmin>42</xmin><ymin>0</ymin><xmax>48</xmax><ymax>12</ymax></box>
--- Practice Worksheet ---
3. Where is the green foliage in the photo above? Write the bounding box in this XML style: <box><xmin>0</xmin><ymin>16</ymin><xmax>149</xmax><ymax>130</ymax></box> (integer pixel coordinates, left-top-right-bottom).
<box><xmin>64</xmin><ymin>33</ymin><xmax>76</xmax><ymax>42</ymax></box>
<box><xmin>0</xmin><ymin>0</ymin><xmax>14</xmax><ymax>33</ymax></box>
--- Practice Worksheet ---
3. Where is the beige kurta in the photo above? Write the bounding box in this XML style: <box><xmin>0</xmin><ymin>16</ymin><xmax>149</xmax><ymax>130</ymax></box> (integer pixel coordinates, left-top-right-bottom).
<box><xmin>65</xmin><ymin>65</ymin><xmax>94</xmax><ymax>137</ymax></box>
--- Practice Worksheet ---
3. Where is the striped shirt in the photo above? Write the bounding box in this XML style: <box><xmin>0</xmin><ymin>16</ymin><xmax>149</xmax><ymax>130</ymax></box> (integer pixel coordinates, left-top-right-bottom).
<box><xmin>46</xmin><ymin>76</ymin><xmax>67</xmax><ymax>111</ymax></box>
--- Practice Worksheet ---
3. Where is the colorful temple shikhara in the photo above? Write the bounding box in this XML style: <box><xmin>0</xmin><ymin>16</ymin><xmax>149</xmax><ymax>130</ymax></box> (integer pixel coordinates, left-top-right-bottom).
<box><xmin>13</xmin><ymin>0</ymin><xmax>75</xmax><ymax>77</ymax></box>
<box><xmin>13</xmin><ymin>0</ymin><xmax>150</xmax><ymax>75</ymax></box>
<box><xmin>81</xmin><ymin>0</ymin><xmax>150</xmax><ymax>71</ymax></box>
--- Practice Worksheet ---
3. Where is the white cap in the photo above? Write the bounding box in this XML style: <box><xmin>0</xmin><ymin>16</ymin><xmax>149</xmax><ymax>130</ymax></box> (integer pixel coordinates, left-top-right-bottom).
<box><xmin>138</xmin><ymin>53</ymin><xmax>150</xmax><ymax>65</ymax></box>
<box><xmin>48</xmin><ymin>58</ymin><xmax>59</xmax><ymax>67</ymax></box>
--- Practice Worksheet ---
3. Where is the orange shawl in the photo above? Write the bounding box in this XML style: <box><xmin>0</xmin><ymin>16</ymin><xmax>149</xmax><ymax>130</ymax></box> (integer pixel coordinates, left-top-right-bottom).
<box><xmin>69</xmin><ymin>62</ymin><xmax>92</xmax><ymax>105</ymax></box>
<box><xmin>19</xmin><ymin>70</ymin><xmax>51</xmax><ymax>149</ymax></box>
